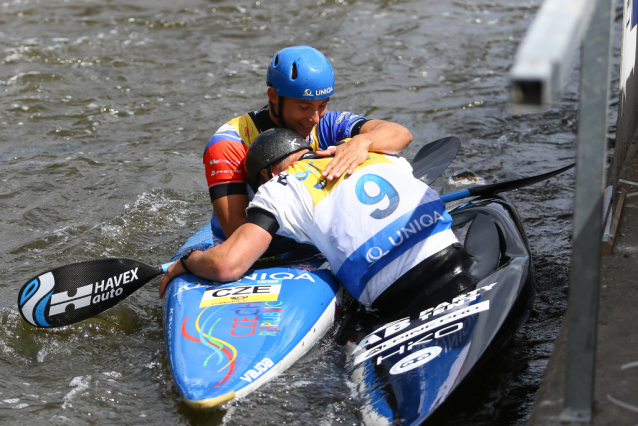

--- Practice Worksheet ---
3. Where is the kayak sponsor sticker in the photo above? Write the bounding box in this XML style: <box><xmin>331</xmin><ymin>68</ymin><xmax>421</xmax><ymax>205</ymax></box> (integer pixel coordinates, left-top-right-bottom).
<box><xmin>352</xmin><ymin>282</ymin><xmax>499</xmax><ymax>366</ymax></box>
<box><xmin>240</xmin><ymin>358</ymin><xmax>274</xmax><ymax>383</ymax></box>
<box><xmin>354</xmin><ymin>301</ymin><xmax>489</xmax><ymax>365</ymax></box>
<box><xmin>389</xmin><ymin>346</ymin><xmax>442</xmax><ymax>375</ymax></box>
<box><xmin>259</xmin><ymin>301</ymin><xmax>283</xmax><ymax>336</ymax></box>
<box><xmin>172</xmin><ymin>282</ymin><xmax>206</xmax><ymax>297</ymax></box>
<box><xmin>166</xmin><ymin>307</ymin><xmax>174</xmax><ymax>341</ymax></box>
<box><xmin>172</xmin><ymin>270</ymin><xmax>317</xmax><ymax>300</ymax></box>
<box><xmin>200</xmin><ymin>280</ymin><xmax>282</xmax><ymax>307</ymax></box>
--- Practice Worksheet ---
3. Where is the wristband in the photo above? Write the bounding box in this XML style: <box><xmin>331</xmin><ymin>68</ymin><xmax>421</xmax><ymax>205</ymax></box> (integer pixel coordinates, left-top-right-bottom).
<box><xmin>179</xmin><ymin>248</ymin><xmax>197</xmax><ymax>274</ymax></box>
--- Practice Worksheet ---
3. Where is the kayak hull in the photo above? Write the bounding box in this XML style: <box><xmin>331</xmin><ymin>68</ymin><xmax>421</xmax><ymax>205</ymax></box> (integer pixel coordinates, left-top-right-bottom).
<box><xmin>347</xmin><ymin>195</ymin><xmax>535</xmax><ymax>425</ymax></box>
<box><xmin>162</xmin><ymin>227</ymin><xmax>341</xmax><ymax>408</ymax></box>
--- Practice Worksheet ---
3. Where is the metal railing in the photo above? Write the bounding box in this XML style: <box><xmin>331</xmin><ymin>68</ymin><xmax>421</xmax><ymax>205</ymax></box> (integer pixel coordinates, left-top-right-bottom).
<box><xmin>509</xmin><ymin>0</ymin><xmax>598</xmax><ymax>113</ymax></box>
<box><xmin>509</xmin><ymin>0</ymin><xmax>616</xmax><ymax>422</ymax></box>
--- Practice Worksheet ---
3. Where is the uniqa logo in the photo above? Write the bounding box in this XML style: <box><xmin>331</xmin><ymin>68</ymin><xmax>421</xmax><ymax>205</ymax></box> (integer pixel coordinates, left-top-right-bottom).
<box><xmin>364</xmin><ymin>210</ymin><xmax>446</xmax><ymax>265</ymax></box>
<box><xmin>302</xmin><ymin>87</ymin><xmax>334</xmax><ymax>97</ymax></box>
<box><xmin>389</xmin><ymin>211</ymin><xmax>445</xmax><ymax>246</ymax></box>
<box><xmin>366</xmin><ymin>246</ymin><xmax>388</xmax><ymax>264</ymax></box>
<box><xmin>315</xmin><ymin>86</ymin><xmax>333</xmax><ymax>96</ymax></box>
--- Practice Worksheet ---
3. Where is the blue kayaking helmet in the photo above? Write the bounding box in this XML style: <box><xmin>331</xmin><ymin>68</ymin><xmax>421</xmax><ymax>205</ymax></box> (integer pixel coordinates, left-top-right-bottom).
<box><xmin>267</xmin><ymin>46</ymin><xmax>335</xmax><ymax>101</ymax></box>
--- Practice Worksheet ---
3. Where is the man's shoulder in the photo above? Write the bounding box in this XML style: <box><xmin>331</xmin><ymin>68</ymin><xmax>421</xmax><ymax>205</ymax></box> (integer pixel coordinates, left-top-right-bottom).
<box><xmin>258</xmin><ymin>171</ymin><xmax>308</xmax><ymax>197</ymax></box>
<box><xmin>223</xmin><ymin>105</ymin><xmax>273</xmax><ymax>133</ymax></box>
<box><xmin>316</xmin><ymin>110</ymin><xmax>367</xmax><ymax>148</ymax></box>
<box><xmin>251</xmin><ymin>172</ymin><xmax>300</xmax><ymax>214</ymax></box>
<box><xmin>319</xmin><ymin>110</ymin><xmax>363</xmax><ymax>125</ymax></box>
<box><xmin>207</xmin><ymin>106</ymin><xmax>270</xmax><ymax>150</ymax></box>
<box><xmin>219</xmin><ymin>109</ymin><xmax>260</xmax><ymax>134</ymax></box>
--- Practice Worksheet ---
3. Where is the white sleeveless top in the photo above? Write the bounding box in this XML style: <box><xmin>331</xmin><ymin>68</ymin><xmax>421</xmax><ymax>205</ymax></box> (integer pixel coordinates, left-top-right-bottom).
<box><xmin>248</xmin><ymin>153</ymin><xmax>458</xmax><ymax>306</ymax></box>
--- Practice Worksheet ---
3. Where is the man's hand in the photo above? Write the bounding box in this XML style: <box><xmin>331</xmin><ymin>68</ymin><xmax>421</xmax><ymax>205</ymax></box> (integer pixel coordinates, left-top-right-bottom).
<box><xmin>315</xmin><ymin>119</ymin><xmax>412</xmax><ymax>181</ymax></box>
<box><xmin>158</xmin><ymin>223</ymin><xmax>273</xmax><ymax>299</ymax></box>
<box><xmin>316</xmin><ymin>135</ymin><xmax>372</xmax><ymax>180</ymax></box>
<box><xmin>159</xmin><ymin>260</ymin><xmax>185</xmax><ymax>299</ymax></box>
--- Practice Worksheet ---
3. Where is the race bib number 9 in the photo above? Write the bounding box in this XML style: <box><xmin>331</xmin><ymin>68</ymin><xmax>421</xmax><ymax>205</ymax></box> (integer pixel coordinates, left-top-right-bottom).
<box><xmin>355</xmin><ymin>174</ymin><xmax>400</xmax><ymax>219</ymax></box>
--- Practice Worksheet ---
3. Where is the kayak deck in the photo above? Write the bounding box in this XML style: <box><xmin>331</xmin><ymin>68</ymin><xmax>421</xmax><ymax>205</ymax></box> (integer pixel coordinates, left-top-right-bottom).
<box><xmin>162</xmin><ymin>227</ymin><xmax>342</xmax><ymax>408</ymax></box>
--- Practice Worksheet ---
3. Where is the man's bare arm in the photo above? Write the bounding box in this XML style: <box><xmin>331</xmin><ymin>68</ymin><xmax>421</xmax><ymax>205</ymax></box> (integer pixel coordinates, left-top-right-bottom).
<box><xmin>212</xmin><ymin>194</ymin><xmax>250</xmax><ymax>239</ymax></box>
<box><xmin>159</xmin><ymin>223</ymin><xmax>272</xmax><ymax>298</ymax></box>
<box><xmin>316</xmin><ymin>119</ymin><xmax>412</xmax><ymax>180</ymax></box>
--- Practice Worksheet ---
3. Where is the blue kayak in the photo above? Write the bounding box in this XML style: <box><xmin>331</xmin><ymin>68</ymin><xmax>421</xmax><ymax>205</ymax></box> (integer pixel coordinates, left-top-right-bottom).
<box><xmin>162</xmin><ymin>228</ymin><xmax>341</xmax><ymax>409</ymax></box>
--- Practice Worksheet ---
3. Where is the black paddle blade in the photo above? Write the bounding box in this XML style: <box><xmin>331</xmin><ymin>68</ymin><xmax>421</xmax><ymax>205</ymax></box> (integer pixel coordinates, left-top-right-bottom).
<box><xmin>18</xmin><ymin>258</ymin><xmax>163</xmax><ymax>328</ymax></box>
<box><xmin>412</xmin><ymin>136</ymin><xmax>462</xmax><ymax>183</ymax></box>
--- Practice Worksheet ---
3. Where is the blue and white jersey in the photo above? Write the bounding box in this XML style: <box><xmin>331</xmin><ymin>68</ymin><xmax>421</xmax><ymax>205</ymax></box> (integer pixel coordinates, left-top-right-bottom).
<box><xmin>248</xmin><ymin>153</ymin><xmax>458</xmax><ymax>306</ymax></box>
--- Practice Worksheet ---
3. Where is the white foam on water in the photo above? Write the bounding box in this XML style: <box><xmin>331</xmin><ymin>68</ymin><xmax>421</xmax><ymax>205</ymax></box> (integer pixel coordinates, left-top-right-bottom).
<box><xmin>220</xmin><ymin>404</ymin><xmax>237</xmax><ymax>424</ymax></box>
<box><xmin>62</xmin><ymin>375</ymin><xmax>91</xmax><ymax>409</ymax></box>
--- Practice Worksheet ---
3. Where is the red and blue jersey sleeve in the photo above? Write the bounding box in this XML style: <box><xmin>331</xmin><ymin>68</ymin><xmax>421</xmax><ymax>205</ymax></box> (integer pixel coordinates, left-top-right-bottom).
<box><xmin>316</xmin><ymin>110</ymin><xmax>368</xmax><ymax>150</ymax></box>
<box><xmin>203</xmin><ymin>123</ymin><xmax>249</xmax><ymax>190</ymax></box>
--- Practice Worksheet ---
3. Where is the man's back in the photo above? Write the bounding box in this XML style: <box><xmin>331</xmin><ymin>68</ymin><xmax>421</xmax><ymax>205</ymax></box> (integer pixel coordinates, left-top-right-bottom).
<box><xmin>248</xmin><ymin>153</ymin><xmax>458</xmax><ymax>306</ymax></box>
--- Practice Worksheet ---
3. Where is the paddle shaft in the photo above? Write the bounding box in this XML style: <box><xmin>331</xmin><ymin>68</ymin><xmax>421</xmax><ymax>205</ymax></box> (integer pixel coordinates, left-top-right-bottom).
<box><xmin>440</xmin><ymin>163</ymin><xmax>575</xmax><ymax>203</ymax></box>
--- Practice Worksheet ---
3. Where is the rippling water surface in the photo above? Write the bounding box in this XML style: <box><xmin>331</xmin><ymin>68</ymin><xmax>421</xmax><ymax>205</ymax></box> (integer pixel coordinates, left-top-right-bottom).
<box><xmin>0</xmin><ymin>0</ymin><xmax>621</xmax><ymax>424</ymax></box>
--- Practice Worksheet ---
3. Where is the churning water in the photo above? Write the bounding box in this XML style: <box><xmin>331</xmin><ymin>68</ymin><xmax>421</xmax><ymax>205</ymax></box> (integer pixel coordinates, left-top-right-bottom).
<box><xmin>0</xmin><ymin>0</ymin><xmax>621</xmax><ymax>424</ymax></box>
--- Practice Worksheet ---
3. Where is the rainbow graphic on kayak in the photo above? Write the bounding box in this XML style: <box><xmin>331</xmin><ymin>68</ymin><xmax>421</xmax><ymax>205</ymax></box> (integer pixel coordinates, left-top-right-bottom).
<box><xmin>180</xmin><ymin>306</ymin><xmax>237</xmax><ymax>388</ymax></box>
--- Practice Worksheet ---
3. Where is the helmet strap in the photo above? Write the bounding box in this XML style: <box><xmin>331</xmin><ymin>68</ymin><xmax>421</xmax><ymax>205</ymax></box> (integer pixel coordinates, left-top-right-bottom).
<box><xmin>269</xmin><ymin>96</ymin><xmax>287</xmax><ymax>128</ymax></box>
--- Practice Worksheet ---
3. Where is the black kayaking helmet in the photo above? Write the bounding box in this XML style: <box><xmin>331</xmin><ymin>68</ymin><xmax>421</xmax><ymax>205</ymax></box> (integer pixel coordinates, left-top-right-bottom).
<box><xmin>245</xmin><ymin>128</ymin><xmax>312</xmax><ymax>192</ymax></box>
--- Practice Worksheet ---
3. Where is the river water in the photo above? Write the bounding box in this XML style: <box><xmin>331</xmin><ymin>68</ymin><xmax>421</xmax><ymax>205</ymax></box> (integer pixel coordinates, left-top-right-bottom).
<box><xmin>0</xmin><ymin>0</ymin><xmax>621</xmax><ymax>424</ymax></box>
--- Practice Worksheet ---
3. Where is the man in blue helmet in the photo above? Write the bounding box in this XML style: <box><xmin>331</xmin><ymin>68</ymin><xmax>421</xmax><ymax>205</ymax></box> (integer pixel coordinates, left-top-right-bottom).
<box><xmin>203</xmin><ymin>46</ymin><xmax>413</xmax><ymax>243</ymax></box>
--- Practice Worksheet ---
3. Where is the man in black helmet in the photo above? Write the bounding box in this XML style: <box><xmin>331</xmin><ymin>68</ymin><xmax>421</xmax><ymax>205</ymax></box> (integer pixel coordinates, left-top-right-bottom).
<box><xmin>161</xmin><ymin>129</ymin><xmax>463</xmax><ymax>316</ymax></box>
<box><xmin>203</xmin><ymin>46</ymin><xmax>412</xmax><ymax>244</ymax></box>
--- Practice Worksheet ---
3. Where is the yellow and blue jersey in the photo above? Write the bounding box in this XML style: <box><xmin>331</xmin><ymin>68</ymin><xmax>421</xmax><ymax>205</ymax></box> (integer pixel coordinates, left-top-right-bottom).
<box><xmin>203</xmin><ymin>106</ymin><xmax>367</xmax><ymax>242</ymax></box>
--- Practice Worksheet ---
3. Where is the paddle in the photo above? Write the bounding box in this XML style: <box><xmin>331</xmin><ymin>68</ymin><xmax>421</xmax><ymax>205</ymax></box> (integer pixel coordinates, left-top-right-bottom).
<box><xmin>411</xmin><ymin>136</ymin><xmax>461</xmax><ymax>183</ymax></box>
<box><xmin>18</xmin><ymin>258</ymin><xmax>172</xmax><ymax>328</ymax></box>
<box><xmin>17</xmin><ymin>137</ymin><xmax>461</xmax><ymax>328</ymax></box>
<box><xmin>440</xmin><ymin>162</ymin><xmax>575</xmax><ymax>203</ymax></box>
